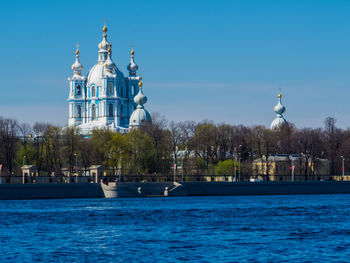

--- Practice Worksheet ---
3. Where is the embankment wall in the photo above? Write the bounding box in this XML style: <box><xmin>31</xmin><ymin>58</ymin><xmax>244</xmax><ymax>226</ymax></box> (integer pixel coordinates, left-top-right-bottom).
<box><xmin>0</xmin><ymin>183</ymin><xmax>104</xmax><ymax>200</ymax></box>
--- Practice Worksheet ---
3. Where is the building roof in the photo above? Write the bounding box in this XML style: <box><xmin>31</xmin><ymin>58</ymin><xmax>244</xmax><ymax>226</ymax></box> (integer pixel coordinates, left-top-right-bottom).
<box><xmin>270</xmin><ymin>93</ymin><xmax>288</xmax><ymax>129</ymax></box>
<box><xmin>253</xmin><ymin>154</ymin><xmax>329</xmax><ymax>163</ymax></box>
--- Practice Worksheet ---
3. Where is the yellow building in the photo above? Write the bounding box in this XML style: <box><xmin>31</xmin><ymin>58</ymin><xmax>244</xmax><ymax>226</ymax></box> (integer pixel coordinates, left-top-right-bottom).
<box><xmin>252</xmin><ymin>154</ymin><xmax>331</xmax><ymax>181</ymax></box>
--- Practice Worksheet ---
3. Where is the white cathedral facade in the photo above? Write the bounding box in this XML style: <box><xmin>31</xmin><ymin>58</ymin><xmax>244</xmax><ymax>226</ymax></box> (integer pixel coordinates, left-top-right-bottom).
<box><xmin>68</xmin><ymin>25</ymin><xmax>151</xmax><ymax>135</ymax></box>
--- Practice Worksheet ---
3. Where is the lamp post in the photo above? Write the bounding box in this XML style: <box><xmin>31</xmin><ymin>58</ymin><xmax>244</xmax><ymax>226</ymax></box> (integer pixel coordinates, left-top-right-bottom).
<box><xmin>234</xmin><ymin>146</ymin><xmax>237</xmax><ymax>181</ymax></box>
<box><xmin>238</xmin><ymin>145</ymin><xmax>242</xmax><ymax>181</ymax></box>
<box><xmin>74</xmin><ymin>153</ymin><xmax>78</xmax><ymax>173</ymax></box>
<box><xmin>173</xmin><ymin>146</ymin><xmax>178</xmax><ymax>182</ymax></box>
<box><xmin>289</xmin><ymin>155</ymin><xmax>295</xmax><ymax>182</ymax></box>
<box><xmin>181</xmin><ymin>153</ymin><xmax>184</xmax><ymax>182</ymax></box>
<box><xmin>239</xmin><ymin>157</ymin><xmax>242</xmax><ymax>182</ymax></box>
<box><xmin>341</xmin><ymin>156</ymin><xmax>345</xmax><ymax>181</ymax></box>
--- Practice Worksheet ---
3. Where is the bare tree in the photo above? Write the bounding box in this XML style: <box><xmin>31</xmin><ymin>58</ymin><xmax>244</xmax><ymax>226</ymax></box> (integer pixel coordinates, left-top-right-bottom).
<box><xmin>323</xmin><ymin>117</ymin><xmax>341</xmax><ymax>175</ymax></box>
<box><xmin>32</xmin><ymin>122</ymin><xmax>50</xmax><ymax>176</ymax></box>
<box><xmin>142</xmin><ymin>112</ymin><xmax>170</xmax><ymax>173</ymax></box>
<box><xmin>18</xmin><ymin>123</ymin><xmax>33</xmax><ymax>165</ymax></box>
<box><xmin>0</xmin><ymin>118</ymin><xmax>19</xmax><ymax>175</ymax></box>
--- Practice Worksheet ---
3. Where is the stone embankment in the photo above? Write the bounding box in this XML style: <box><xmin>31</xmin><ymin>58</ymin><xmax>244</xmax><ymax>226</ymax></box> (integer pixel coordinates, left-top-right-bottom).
<box><xmin>102</xmin><ymin>181</ymin><xmax>350</xmax><ymax>198</ymax></box>
<box><xmin>0</xmin><ymin>183</ymin><xmax>103</xmax><ymax>200</ymax></box>
<box><xmin>3</xmin><ymin>181</ymin><xmax>350</xmax><ymax>200</ymax></box>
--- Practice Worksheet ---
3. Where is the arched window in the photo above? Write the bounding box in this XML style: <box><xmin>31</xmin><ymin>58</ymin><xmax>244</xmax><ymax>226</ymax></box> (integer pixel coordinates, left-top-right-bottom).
<box><xmin>91</xmin><ymin>86</ymin><xmax>96</xmax><ymax>97</ymax></box>
<box><xmin>76</xmin><ymin>85</ymin><xmax>81</xmax><ymax>96</ymax></box>
<box><xmin>77</xmin><ymin>105</ymin><xmax>81</xmax><ymax>118</ymax></box>
<box><xmin>132</xmin><ymin>85</ymin><xmax>136</xmax><ymax>95</ymax></box>
<box><xmin>120</xmin><ymin>104</ymin><xmax>124</xmax><ymax>117</ymax></box>
<box><xmin>91</xmin><ymin>104</ymin><xmax>96</xmax><ymax>119</ymax></box>
<box><xmin>109</xmin><ymin>104</ymin><xmax>113</xmax><ymax>117</ymax></box>
<box><xmin>108</xmin><ymin>83</ymin><xmax>113</xmax><ymax>95</ymax></box>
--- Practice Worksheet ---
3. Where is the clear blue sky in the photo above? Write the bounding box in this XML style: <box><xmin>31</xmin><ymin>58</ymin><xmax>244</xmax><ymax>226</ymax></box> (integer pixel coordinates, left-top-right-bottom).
<box><xmin>1</xmin><ymin>0</ymin><xmax>350</xmax><ymax>128</ymax></box>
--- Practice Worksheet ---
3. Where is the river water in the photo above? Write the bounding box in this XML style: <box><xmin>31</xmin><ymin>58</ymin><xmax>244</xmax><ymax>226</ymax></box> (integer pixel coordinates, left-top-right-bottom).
<box><xmin>0</xmin><ymin>195</ymin><xmax>350</xmax><ymax>262</ymax></box>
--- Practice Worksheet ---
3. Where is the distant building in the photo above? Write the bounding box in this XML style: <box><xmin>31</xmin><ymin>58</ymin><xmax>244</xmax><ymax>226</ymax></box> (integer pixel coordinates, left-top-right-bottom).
<box><xmin>252</xmin><ymin>154</ymin><xmax>331</xmax><ymax>181</ymax></box>
<box><xmin>270</xmin><ymin>93</ymin><xmax>287</xmax><ymax>129</ymax></box>
<box><xmin>68</xmin><ymin>24</ymin><xmax>151</xmax><ymax>135</ymax></box>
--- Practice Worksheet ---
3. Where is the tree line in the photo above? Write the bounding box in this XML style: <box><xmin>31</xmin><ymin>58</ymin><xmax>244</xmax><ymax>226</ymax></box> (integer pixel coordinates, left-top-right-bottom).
<box><xmin>0</xmin><ymin>114</ymin><xmax>348</xmax><ymax>178</ymax></box>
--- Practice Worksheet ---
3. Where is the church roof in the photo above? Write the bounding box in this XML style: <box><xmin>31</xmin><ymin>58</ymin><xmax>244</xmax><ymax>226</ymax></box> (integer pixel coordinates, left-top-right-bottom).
<box><xmin>129</xmin><ymin>78</ymin><xmax>152</xmax><ymax>127</ymax></box>
<box><xmin>270</xmin><ymin>93</ymin><xmax>288</xmax><ymax>129</ymax></box>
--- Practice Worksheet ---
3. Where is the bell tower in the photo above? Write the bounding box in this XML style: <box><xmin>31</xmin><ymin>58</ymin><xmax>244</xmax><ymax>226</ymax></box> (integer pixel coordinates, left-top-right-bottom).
<box><xmin>68</xmin><ymin>45</ymin><xmax>87</xmax><ymax>127</ymax></box>
<box><xmin>126</xmin><ymin>49</ymin><xmax>141</xmax><ymax>123</ymax></box>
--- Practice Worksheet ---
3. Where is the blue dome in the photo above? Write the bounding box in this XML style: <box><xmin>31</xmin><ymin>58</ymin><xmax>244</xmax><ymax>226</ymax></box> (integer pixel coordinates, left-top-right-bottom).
<box><xmin>129</xmin><ymin>105</ymin><xmax>152</xmax><ymax>127</ymax></box>
<box><xmin>270</xmin><ymin>116</ymin><xmax>287</xmax><ymax>129</ymax></box>
<box><xmin>270</xmin><ymin>93</ymin><xmax>288</xmax><ymax>129</ymax></box>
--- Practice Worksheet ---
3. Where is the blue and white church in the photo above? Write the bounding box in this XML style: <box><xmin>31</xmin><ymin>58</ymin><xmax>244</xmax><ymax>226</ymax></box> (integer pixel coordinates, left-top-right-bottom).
<box><xmin>68</xmin><ymin>25</ymin><xmax>151</xmax><ymax>135</ymax></box>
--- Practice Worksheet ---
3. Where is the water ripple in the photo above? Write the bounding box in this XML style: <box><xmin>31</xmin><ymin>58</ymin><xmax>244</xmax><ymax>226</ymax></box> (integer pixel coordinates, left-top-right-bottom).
<box><xmin>0</xmin><ymin>195</ymin><xmax>350</xmax><ymax>262</ymax></box>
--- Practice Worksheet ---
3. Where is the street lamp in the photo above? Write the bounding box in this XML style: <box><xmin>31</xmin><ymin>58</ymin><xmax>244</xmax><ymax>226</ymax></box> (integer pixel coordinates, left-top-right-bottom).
<box><xmin>289</xmin><ymin>155</ymin><xmax>295</xmax><ymax>182</ymax></box>
<box><xmin>74</xmin><ymin>153</ymin><xmax>78</xmax><ymax>173</ymax></box>
<box><xmin>239</xmin><ymin>157</ymin><xmax>242</xmax><ymax>182</ymax></box>
<box><xmin>173</xmin><ymin>146</ymin><xmax>178</xmax><ymax>182</ymax></box>
<box><xmin>238</xmin><ymin>145</ymin><xmax>242</xmax><ymax>181</ymax></box>
<box><xmin>341</xmin><ymin>156</ymin><xmax>345</xmax><ymax>181</ymax></box>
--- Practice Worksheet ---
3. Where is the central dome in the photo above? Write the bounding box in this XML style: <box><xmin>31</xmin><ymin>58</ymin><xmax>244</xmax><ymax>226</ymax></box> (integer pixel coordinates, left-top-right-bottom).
<box><xmin>87</xmin><ymin>63</ymin><xmax>126</xmax><ymax>87</ymax></box>
<box><xmin>87</xmin><ymin>63</ymin><xmax>104</xmax><ymax>86</ymax></box>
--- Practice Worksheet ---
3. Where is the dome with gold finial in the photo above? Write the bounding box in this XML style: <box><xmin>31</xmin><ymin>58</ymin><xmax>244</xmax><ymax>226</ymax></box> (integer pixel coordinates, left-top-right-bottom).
<box><xmin>87</xmin><ymin>23</ymin><xmax>127</xmax><ymax>87</ymax></box>
<box><xmin>270</xmin><ymin>92</ymin><xmax>287</xmax><ymax>129</ymax></box>
<box><xmin>274</xmin><ymin>93</ymin><xmax>286</xmax><ymax>115</ymax></box>
<box><xmin>133</xmin><ymin>77</ymin><xmax>147</xmax><ymax>105</ymax></box>
<box><xmin>129</xmin><ymin>77</ymin><xmax>152</xmax><ymax>128</ymax></box>
<box><xmin>104</xmin><ymin>46</ymin><xmax>115</xmax><ymax>74</ymax></box>
<box><xmin>98</xmin><ymin>24</ymin><xmax>111</xmax><ymax>54</ymax></box>
<box><xmin>72</xmin><ymin>45</ymin><xmax>83</xmax><ymax>77</ymax></box>
<box><xmin>127</xmin><ymin>49</ymin><xmax>139</xmax><ymax>75</ymax></box>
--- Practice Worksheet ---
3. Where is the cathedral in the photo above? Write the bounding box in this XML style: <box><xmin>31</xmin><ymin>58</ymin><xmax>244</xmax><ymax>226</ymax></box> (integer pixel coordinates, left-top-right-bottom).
<box><xmin>68</xmin><ymin>25</ymin><xmax>151</xmax><ymax>135</ymax></box>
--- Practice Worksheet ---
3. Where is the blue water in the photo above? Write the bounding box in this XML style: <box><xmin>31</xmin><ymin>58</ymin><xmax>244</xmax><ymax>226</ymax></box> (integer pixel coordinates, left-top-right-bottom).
<box><xmin>0</xmin><ymin>195</ymin><xmax>350</xmax><ymax>262</ymax></box>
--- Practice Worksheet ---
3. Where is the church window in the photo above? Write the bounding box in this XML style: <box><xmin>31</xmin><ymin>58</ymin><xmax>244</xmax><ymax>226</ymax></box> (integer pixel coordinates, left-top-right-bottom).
<box><xmin>109</xmin><ymin>104</ymin><xmax>113</xmax><ymax>117</ymax></box>
<box><xmin>132</xmin><ymin>85</ymin><xmax>136</xmax><ymax>95</ymax></box>
<box><xmin>77</xmin><ymin>105</ymin><xmax>81</xmax><ymax>118</ymax></box>
<box><xmin>120</xmin><ymin>104</ymin><xmax>124</xmax><ymax>117</ymax></box>
<box><xmin>108</xmin><ymin>83</ymin><xmax>113</xmax><ymax>94</ymax></box>
<box><xmin>76</xmin><ymin>85</ymin><xmax>81</xmax><ymax>96</ymax></box>
<box><xmin>92</xmin><ymin>104</ymin><xmax>96</xmax><ymax>119</ymax></box>
<box><xmin>120</xmin><ymin>87</ymin><xmax>124</xmax><ymax>97</ymax></box>
<box><xmin>91</xmin><ymin>86</ymin><xmax>96</xmax><ymax>97</ymax></box>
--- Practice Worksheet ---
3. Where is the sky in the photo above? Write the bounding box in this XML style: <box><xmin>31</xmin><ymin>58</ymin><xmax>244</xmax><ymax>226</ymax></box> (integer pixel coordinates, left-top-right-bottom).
<box><xmin>0</xmin><ymin>0</ymin><xmax>350</xmax><ymax>129</ymax></box>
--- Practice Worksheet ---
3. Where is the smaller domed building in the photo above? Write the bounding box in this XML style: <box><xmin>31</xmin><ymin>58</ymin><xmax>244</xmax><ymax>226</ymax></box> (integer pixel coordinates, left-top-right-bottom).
<box><xmin>270</xmin><ymin>93</ymin><xmax>287</xmax><ymax>129</ymax></box>
<box><xmin>129</xmin><ymin>77</ymin><xmax>151</xmax><ymax>128</ymax></box>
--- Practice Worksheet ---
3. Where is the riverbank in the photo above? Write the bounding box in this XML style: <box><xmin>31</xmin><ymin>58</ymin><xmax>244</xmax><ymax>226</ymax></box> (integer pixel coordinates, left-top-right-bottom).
<box><xmin>2</xmin><ymin>181</ymin><xmax>350</xmax><ymax>200</ymax></box>
<box><xmin>102</xmin><ymin>181</ymin><xmax>350</xmax><ymax>198</ymax></box>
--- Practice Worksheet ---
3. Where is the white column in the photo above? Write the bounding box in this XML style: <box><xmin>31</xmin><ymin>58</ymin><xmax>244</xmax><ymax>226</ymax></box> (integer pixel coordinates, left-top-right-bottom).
<box><xmin>70</xmin><ymin>103</ymin><xmax>73</xmax><ymax>118</ymax></box>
